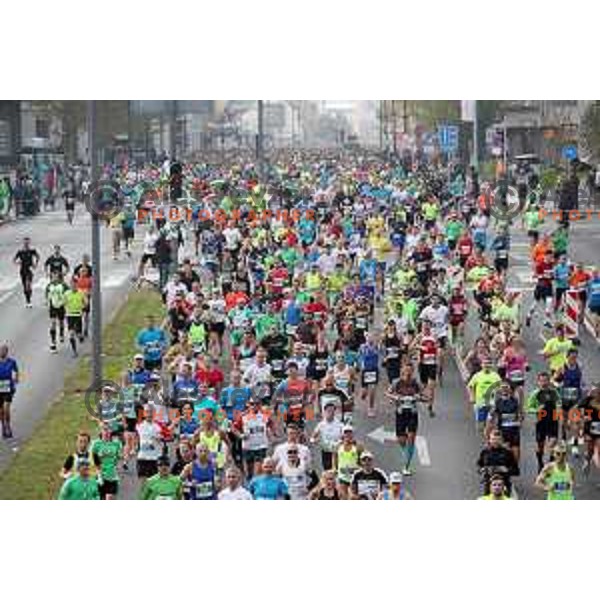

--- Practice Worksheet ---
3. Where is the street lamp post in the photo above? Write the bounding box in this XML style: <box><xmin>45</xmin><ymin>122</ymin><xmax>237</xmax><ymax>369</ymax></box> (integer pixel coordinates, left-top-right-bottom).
<box><xmin>87</xmin><ymin>100</ymin><xmax>102</xmax><ymax>392</ymax></box>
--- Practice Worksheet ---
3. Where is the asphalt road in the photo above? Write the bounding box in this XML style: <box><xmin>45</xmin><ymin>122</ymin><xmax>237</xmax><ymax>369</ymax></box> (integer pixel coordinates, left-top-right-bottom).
<box><xmin>2</xmin><ymin>205</ymin><xmax>600</xmax><ymax>499</ymax></box>
<box><xmin>0</xmin><ymin>203</ymin><xmax>143</xmax><ymax>470</ymax></box>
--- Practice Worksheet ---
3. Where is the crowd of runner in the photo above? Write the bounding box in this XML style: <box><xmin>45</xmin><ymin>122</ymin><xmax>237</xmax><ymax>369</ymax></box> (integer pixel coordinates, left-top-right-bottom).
<box><xmin>3</xmin><ymin>151</ymin><xmax>600</xmax><ymax>499</ymax></box>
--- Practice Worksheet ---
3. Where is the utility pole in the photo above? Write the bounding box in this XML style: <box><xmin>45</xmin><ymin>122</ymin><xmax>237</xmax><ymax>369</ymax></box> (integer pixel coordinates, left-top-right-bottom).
<box><xmin>257</xmin><ymin>100</ymin><xmax>264</xmax><ymax>178</ymax></box>
<box><xmin>87</xmin><ymin>100</ymin><xmax>102</xmax><ymax>392</ymax></box>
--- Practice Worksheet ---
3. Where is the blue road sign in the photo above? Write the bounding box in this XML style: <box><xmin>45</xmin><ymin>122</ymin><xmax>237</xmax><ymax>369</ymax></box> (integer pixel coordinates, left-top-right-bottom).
<box><xmin>562</xmin><ymin>145</ymin><xmax>577</xmax><ymax>160</ymax></box>
<box><xmin>438</xmin><ymin>125</ymin><xmax>459</xmax><ymax>152</ymax></box>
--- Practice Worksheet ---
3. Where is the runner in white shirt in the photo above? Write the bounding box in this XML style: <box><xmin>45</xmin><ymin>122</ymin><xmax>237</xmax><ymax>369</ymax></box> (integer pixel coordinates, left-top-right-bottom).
<box><xmin>242</xmin><ymin>360</ymin><xmax>273</xmax><ymax>388</ymax></box>
<box><xmin>218</xmin><ymin>467</ymin><xmax>253</xmax><ymax>500</ymax></box>
<box><xmin>272</xmin><ymin>424</ymin><xmax>312</xmax><ymax>470</ymax></box>
<box><xmin>223</xmin><ymin>225</ymin><xmax>242</xmax><ymax>253</ymax></box>
<box><xmin>138</xmin><ymin>227</ymin><xmax>159</xmax><ymax>279</ymax></box>
<box><xmin>419</xmin><ymin>295</ymin><xmax>450</xmax><ymax>384</ymax></box>
<box><xmin>277</xmin><ymin>445</ymin><xmax>310</xmax><ymax>500</ymax></box>
<box><xmin>164</xmin><ymin>274</ymin><xmax>188</xmax><ymax>306</ymax></box>
<box><xmin>310</xmin><ymin>403</ymin><xmax>344</xmax><ymax>471</ymax></box>
<box><xmin>136</xmin><ymin>407</ymin><xmax>163</xmax><ymax>479</ymax></box>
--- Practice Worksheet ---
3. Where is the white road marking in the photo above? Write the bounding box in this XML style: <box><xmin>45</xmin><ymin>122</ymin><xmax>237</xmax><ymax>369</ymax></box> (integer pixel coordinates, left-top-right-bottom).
<box><xmin>367</xmin><ymin>427</ymin><xmax>431</xmax><ymax>466</ymax></box>
<box><xmin>0</xmin><ymin>277</ymin><xmax>20</xmax><ymax>292</ymax></box>
<box><xmin>0</xmin><ymin>291</ymin><xmax>15</xmax><ymax>305</ymax></box>
<box><xmin>415</xmin><ymin>436</ymin><xmax>431</xmax><ymax>466</ymax></box>
<box><xmin>101</xmin><ymin>273</ymin><xmax>131</xmax><ymax>288</ymax></box>
<box><xmin>453</xmin><ymin>349</ymin><xmax>470</xmax><ymax>383</ymax></box>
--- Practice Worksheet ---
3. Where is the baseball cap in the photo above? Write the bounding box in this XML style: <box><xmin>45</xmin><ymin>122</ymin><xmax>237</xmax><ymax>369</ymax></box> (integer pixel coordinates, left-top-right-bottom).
<box><xmin>342</xmin><ymin>424</ymin><xmax>353</xmax><ymax>433</ymax></box>
<box><xmin>360</xmin><ymin>451</ymin><xmax>374</xmax><ymax>461</ymax></box>
<box><xmin>389</xmin><ymin>472</ymin><xmax>403</xmax><ymax>484</ymax></box>
<box><xmin>134</xmin><ymin>354</ymin><xmax>144</xmax><ymax>360</ymax></box>
<box><xmin>157</xmin><ymin>456</ymin><xmax>170</xmax><ymax>466</ymax></box>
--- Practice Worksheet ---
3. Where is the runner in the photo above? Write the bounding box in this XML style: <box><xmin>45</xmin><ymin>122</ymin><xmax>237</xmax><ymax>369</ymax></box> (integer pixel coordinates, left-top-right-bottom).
<box><xmin>0</xmin><ymin>344</ymin><xmax>19</xmax><ymax>438</ymax></box>
<box><xmin>247</xmin><ymin>456</ymin><xmax>290</xmax><ymax>500</ymax></box>
<box><xmin>377</xmin><ymin>471</ymin><xmax>413</xmax><ymax>500</ymax></box>
<box><xmin>386</xmin><ymin>363</ymin><xmax>425</xmax><ymax>476</ymax></box>
<box><xmin>218</xmin><ymin>466</ymin><xmax>253</xmax><ymax>500</ymax></box>
<box><xmin>63</xmin><ymin>278</ymin><xmax>87</xmax><ymax>357</ymax></box>
<box><xmin>13</xmin><ymin>237</ymin><xmax>39</xmax><ymax>308</ymax></box>
<box><xmin>90</xmin><ymin>423</ymin><xmax>123</xmax><ymax>500</ymax></box>
<box><xmin>350</xmin><ymin>451</ymin><xmax>388</xmax><ymax>500</ymax></box>
<box><xmin>57</xmin><ymin>459</ymin><xmax>101</xmax><ymax>500</ymax></box>
<box><xmin>535</xmin><ymin>443</ymin><xmax>575</xmax><ymax>500</ymax></box>
<box><xmin>140</xmin><ymin>456</ymin><xmax>183</xmax><ymax>499</ymax></box>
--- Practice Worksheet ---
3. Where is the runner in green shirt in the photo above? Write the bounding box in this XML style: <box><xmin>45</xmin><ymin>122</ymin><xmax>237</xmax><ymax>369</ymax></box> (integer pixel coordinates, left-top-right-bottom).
<box><xmin>58</xmin><ymin>460</ymin><xmax>101</xmax><ymax>500</ymax></box>
<box><xmin>279</xmin><ymin>245</ymin><xmax>300</xmax><ymax>270</ymax></box>
<box><xmin>140</xmin><ymin>457</ymin><xmax>183</xmax><ymax>499</ymax></box>
<box><xmin>254</xmin><ymin>313</ymin><xmax>280</xmax><ymax>342</ymax></box>
<box><xmin>445</xmin><ymin>217</ymin><xmax>464</xmax><ymax>248</ymax></box>
<box><xmin>551</xmin><ymin>226</ymin><xmax>568</xmax><ymax>256</ymax></box>
<box><xmin>90</xmin><ymin>425</ymin><xmax>123</xmax><ymax>499</ymax></box>
<box><xmin>468</xmin><ymin>359</ymin><xmax>502</xmax><ymax>433</ymax></box>
<box><xmin>522</xmin><ymin>205</ymin><xmax>543</xmax><ymax>241</ymax></box>
<box><xmin>542</xmin><ymin>324</ymin><xmax>573</xmax><ymax>374</ymax></box>
<box><xmin>64</xmin><ymin>281</ymin><xmax>88</xmax><ymax>356</ymax></box>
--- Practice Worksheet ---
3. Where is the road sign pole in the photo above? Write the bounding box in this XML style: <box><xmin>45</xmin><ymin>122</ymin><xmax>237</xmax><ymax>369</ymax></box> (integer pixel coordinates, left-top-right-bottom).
<box><xmin>88</xmin><ymin>100</ymin><xmax>102</xmax><ymax>392</ymax></box>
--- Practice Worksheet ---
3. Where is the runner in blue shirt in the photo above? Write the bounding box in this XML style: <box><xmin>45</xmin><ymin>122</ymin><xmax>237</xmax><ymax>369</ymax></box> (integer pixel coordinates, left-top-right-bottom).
<box><xmin>359</xmin><ymin>333</ymin><xmax>380</xmax><ymax>418</ymax></box>
<box><xmin>0</xmin><ymin>344</ymin><xmax>19</xmax><ymax>438</ymax></box>
<box><xmin>136</xmin><ymin>315</ymin><xmax>168</xmax><ymax>371</ymax></box>
<box><xmin>247</xmin><ymin>457</ymin><xmax>290</xmax><ymax>499</ymax></box>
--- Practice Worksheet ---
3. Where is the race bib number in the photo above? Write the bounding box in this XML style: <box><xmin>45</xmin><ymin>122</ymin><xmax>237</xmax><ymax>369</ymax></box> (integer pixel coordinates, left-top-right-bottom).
<box><xmin>271</xmin><ymin>359</ymin><xmax>284</xmax><ymax>372</ymax></box>
<box><xmin>562</xmin><ymin>388</ymin><xmax>579</xmax><ymax>401</ymax></box>
<box><xmin>195</xmin><ymin>481</ymin><xmax>214</xmax><ymax>499</ymax></box>
<box><xmin>422</xmin><ymin>355</ymin><xmax>436</xmax><ymax>365</ymax></box>
<box><xmin>286</xmin><ymin>324</ymin><xmax>298</xmax><ymax>336</ymax></box>
<box><xmin>399</xmin><ymin>396</ymin><xmax>416</xmax><ymax>411</ymax></box>
<box><xmin>387</xmin><ymin>348</ymin><xmax>399</xmax><ymax>359</ymax></box>
<box><xmin>0</xmin><ymin>380</ymin><xmax>12</xmax><ymax>393</ymax></box>
<box><xmin>363</xmin><ymin>371</ymin><xmax>378</xmax><ymax>384</ymax></box>
<box><xmin>357</xmin><ymin>480</ymin><xmax>378</xmax><ymax>498</ymax></box>
<box><xmin>356</xmin><ymin>317</ymin><xmax>368</xmax><ymax>329</ymax></box>
<box><xmin>497</xmin><ymin>250</ymin><xmax>508</xmax><ymax>259</ymax></box>
<box><xmin>508</xmin><ymin>371</ymin><xmax>524</xmax><ymax>382</ymax></box>
<box><xmin>553</xmin><ymin>481</ymin><xmax>571</xmax><ymax>492</ymax></box>
<box><xmin>501</xmin><ymin>413</ymin><xmax>520</xmax><ymax>428</ymax></box>
<box><xmin>590</xmin><ymin>422</ymin><xmax>600</xmax><ymax>435</ymax></box>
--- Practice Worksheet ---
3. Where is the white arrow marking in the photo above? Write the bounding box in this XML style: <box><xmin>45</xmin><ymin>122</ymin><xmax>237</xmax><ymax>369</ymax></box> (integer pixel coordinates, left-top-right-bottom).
<box><xmin>367</xmin><ymin>427</ymin><xmax>431</xmax><ymax>466</ymax></box>
<box><xmin>415</xmin><ymin>436</ymin><xmax>431</xmax><ymax>466</ymax></box>
<box><xmin>367</xmin><ymin>426</ymin><xmax>395</xmax><ymax>444</ymax></box>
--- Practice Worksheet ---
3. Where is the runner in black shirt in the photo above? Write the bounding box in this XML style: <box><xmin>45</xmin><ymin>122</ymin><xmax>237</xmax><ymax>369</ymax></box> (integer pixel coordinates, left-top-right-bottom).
<box><xmin>13</xmin><ymin>237</ymin><xmax>40</xmax><ymax>307</ymax></box>
<box><xmin>44</xmin><ymin>245</ymin><xmax>70</xmax><ymax>279</ymax></box>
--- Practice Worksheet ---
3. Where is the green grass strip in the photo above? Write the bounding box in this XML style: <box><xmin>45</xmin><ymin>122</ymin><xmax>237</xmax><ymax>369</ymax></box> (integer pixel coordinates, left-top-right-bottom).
<box><xmin>0</xmin><ymin>290</ymin><xmax>165</xmax><ymax>499</ymax></box>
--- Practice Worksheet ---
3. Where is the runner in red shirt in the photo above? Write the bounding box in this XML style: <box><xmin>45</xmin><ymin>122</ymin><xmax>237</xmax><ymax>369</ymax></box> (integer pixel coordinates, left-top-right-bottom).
<box><xmin>225</xmin><ymin>284</ymin><xmax>250</xmax><ymax>312</ymax></box>
<box><xmin>457</xmin><ymin>232</ymin><xmax>474</xmax><ymax>268</ymax></box>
